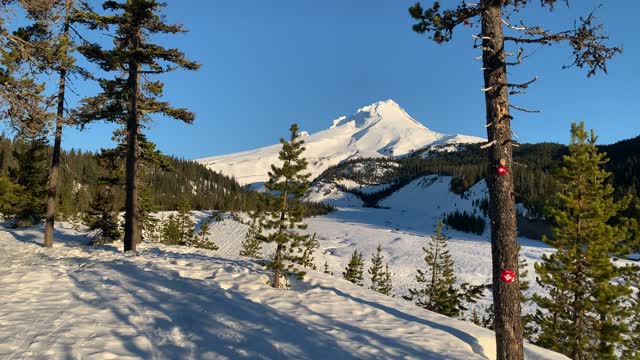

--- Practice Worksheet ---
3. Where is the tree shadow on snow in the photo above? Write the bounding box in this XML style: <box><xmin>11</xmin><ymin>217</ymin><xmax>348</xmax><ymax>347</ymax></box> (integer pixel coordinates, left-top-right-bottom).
<box><xmin>44</xmin><ymin>250</ymin><xmax>448</xmax><ymax>360</ymax></box>
<box><xmin>315</xmin><ymin>285</ymin><xmax>490</xmax><ymax>359</ymax></box>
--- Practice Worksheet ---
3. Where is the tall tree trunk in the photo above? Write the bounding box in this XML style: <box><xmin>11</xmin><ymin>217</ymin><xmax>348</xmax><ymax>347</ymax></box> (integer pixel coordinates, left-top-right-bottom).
<box><xmin>481</xmin><ymin>1</ymin><xmax>524</xmax><ymax>359</ymax></box>
<box><xmin>272</xmin><ymin>189</ymin><xmax>288</xmax><ymax>288</ymax></box>
<box><xmin>273</xmin><ymin>243</ymin><xmax>283</xmax><ymax>288</ymax></box>
<box><xmin>124</xmin><ymin>27</ymin><xmax>141</xmax><ymax>252</ymax></box>
<box><xmin>44</xmin><ymin>0</ymin><xmax>72</xmax><ymax>248</ymax></box>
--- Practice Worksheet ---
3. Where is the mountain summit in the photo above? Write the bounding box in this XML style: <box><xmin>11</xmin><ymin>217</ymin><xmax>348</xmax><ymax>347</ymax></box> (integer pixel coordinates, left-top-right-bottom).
<box><xmin>196</xmin><ymin>100</ymin><xmax>484</xmax><ymax>185</ymax></box>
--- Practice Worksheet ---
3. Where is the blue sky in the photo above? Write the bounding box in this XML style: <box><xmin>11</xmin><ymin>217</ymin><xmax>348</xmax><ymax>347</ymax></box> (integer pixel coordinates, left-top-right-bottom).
<box><xmin>4</xmin><ymin>0</ymin><xmax>639</xmax><ymax>159</ymax></box>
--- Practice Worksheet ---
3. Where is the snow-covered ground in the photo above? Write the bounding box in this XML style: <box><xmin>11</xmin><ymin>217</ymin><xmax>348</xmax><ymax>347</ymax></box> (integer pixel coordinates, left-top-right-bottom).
<box><xmin>196</xmin><ymin>99</ymin><xmax>483</xmax><ymax>186</ymax></box>
<box><xmin>0</xmin><ymin>222</ymin><xmax>565</xmax><ymax>360</ymax></box>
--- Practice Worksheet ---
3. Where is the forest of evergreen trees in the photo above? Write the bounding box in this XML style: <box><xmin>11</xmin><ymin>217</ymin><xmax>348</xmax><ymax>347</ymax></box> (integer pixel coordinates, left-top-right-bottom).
<box><xmin>316</xmin><ymin>137</ymin><xmax>640</xmax><ymax>219</ymax></box>
<box><xmin>0</xmin><ymin>132</ymin><xmax>332</xmax><ymax>221</ymax></box>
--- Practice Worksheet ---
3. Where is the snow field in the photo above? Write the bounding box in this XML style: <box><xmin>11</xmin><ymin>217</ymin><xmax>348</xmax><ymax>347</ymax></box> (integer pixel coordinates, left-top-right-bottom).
<box><xmin>0</xmin><ymin>223</ymin><xmax>565</xmax><ymax>359</ymax></box>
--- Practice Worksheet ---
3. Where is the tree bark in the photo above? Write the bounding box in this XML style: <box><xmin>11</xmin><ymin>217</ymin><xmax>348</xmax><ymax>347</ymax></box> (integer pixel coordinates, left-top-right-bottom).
<box><xmin>124</xmin><ymin>25</ymin><xmax>141</xmax><ymax>252</ymax></box>
<box><xmin>273</xmin><ymin>243</ymin><xmax>282</xmax><ymax>288</ymax></box>
<box><xmin>44</xmin><ymin>0</ymin><xmax>72</xmax><ymax>248</ymax></box>
<box><xmin>481</xmin><ymin>1</ymin><xmax>524</xmax><ymax>359</ymax></box>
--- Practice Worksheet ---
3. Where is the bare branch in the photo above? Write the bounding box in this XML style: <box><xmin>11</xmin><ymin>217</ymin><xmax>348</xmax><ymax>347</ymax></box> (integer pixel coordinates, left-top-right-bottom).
<box><xmin>501</xmin><ymin>18</ymin><xmax>526</xmax><ymax>31</ymax></box>
<box><xmin>504</xmin><ymin>12</ymin><xmax>622</xmax><ymax>77</ymax></box>
<box><xmin>509</xmin><ymin>104</ymin><xmax>541</xmax><ymax>113</ymax></box>
<box><xmin>507</xmin><ymin>76</ymin><xmax>539</xmax><ymax>89</ymax></box>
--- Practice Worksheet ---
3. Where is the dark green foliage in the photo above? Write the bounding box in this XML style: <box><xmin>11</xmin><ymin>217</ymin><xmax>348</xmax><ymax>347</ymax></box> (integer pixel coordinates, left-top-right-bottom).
<box><xmin>443</xmin><ymin>209</ymin><xmax>485</xmax><ymax>235</ymax></box>
<box><xmin>403</xmin><ymin>221</ymin><xmax>484</xmax><ymax>318</ymax></box>
<box><xmin>159</xmin><ymin>214</ymin><xmax>181</xmax><ymax>245</ymax></box>
<box><xmin>0</xmin><ymin>133</ymin><xmax>332</xmax><ymax>223</ymax></box>
<box><xmin>296</xmin><ymin>232</ymin><xmax>318</xmax><ymax>270</ymax></box>
<box><xmin>85</xmin><ymin>187</ymin><xmax>121</xmax><ymax>245</ymax></box>
<box><xmin>343</xmin><ymin>250</ymin><xmax>364</xmax><ymax>286</ymax></box>
<box><xmin>377</xmin><ymin>264</ymin><xmax>393</xmax><ymax>297</ymax></box>
<box><xmin>8</xmin><ymin>135</ymin><xmax>49</xmax><ymax>227</ymax></box>
<box><xmin>189</xmin><ymin>219</ymin><xmax>217</xmax><ymax>251</ymax></box>
<box><xmin>316</xmin><ymin>139</ymin><xmax>639</xmax><ymax>229</ymax></box>
<box><xmin>161</xmin><ymin>201</ymin><xmax>194</xmax><ymax>246</ymax></box>
<box><xmin>470</xmin><ymin>309</ymin><xmax>482</xmax><ymax>326</ymax></box>
<box><xmin>75</xmin><ymin>0</ymin><xmax>201</xmax><ymax>251</ymax></box>
<box><xmin>0</xmin><ymin>174</ymin><xmax>21</xmax><ymax>218</ymax></box>
<box><xmin>261</xmin><ymin>124</ymin><xmax>312</xmax><ymax>288</ymax></box>
<box><xmin>368</xmin><ymin>243</ymin><xmax>385</xmax><ymax>291</ymax></box>
<box><xmin>532</xmin><ymin>123</ymin><xmax>636</xmax><ymax>359</ymax></box>
<box><xmin>239</xmin><ymin>211</ymin><xmax>263</xmax><ymax>258</ymax></box>
<box><xmin>368</xmin><ymin>243</ymin><xmax>393</xmax><ymax>296</ymax></box>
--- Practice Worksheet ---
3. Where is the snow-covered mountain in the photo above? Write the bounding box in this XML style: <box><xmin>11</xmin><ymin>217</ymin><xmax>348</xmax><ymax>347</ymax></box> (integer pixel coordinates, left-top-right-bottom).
<box><xmin>196</xmin><ymin>99</ymin><xmax>484</xmax><ymax>185</ymax></box>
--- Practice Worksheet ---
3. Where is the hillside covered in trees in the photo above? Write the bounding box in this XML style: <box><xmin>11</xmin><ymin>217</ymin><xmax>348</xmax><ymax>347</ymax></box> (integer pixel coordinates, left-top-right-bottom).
<box><xmin>0</xmin><ymin>132</ymin><xmax>332</xmax><ymax>221</ymax></box>
<box><xmin>315</xmin><ymin>136</ymin><xmax>640</xmax><ymax>219</ymax></box>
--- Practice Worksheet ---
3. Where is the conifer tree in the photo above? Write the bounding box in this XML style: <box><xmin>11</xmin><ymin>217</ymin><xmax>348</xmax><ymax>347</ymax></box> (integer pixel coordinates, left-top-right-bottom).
<box><xmin>0</xmin><ymin>174</ymin><xmax>21</xmax><ymax>218</ymax></box>
<box><xmin>297</xmin><ymin>232</ymin><xmax>318</xmax><ymax>270</ymax></box>
<box><xmin>189</xmin><ymin>219</ymin><xmax>217</xmax><ymax>250</ymax></box>
<box><xmin>404</xmin><ymin>220</ymin><xmax>484</xmax><ymax>318</ymax></box>
<box><xmin>368</xmin><ymin>243</ymin><xmax>394</xmax><ymax>295</ymax></box>
<box><xmin>343</xmin><ymin>250</ymin><xmax>364</xmax><ymax>286</ymax></box>
<box><xmin>8</xmin><ymin>134</ymin><xmax>49</xmax><ymax>227</ymax></box>
<box><xmin>75</xmin><ymin>0</ymin><xmax>200</xmax><ymax>252</ymax></box>
<box><xmin>85</xmin><ymin>187</ymin><xmax>122</xmax><ymax>245</ymax></box>
<box><xmin>368</xmin><ymin>243</ymin><xmax>384</xmax><ymax>292</ymax></box>
<box><xmin>377</xmin><ymin>264</ymin><xmax>394</xmax><ymax>296</ymax></box>
<box><xmin>532</xmin><ymin>122</ymin><xmax>634</xmax><ymax>359</ymax></box>
<box><xmin>409</xmin><ymin>1</ymin><xmax>621</xmax><ymax>357</ymax></box>
<box><xmin>160</xmin><ymin>214</ymin><xmax>181</xmax><ymax>245</ymax></box>
<box><xmin>84</xmin><ymin>146</ymin><xmax>124</xmax><ymax>244</ymax></box>
<box><xmin>176</xmin><ymin>200</ymin><xmax>195</xmax><ymax>245</ymax></box>
<box><xmin>239</xmin><ymin>211</ymin><xmax>263</xmax><ymax>258</ymax></box>
<box><xmin>261</xmin><ymin>123</ymin><xmax>311</xmax><ymax>288</ymax></box>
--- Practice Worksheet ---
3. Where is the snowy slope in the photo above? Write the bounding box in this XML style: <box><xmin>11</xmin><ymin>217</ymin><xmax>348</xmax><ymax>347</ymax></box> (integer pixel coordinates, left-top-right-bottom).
<box><xmin>0</xmin><ymin>224</ymin><xmax>565</xmax><ymax>360</ymax></box>
<box><xmin>196</xmin><ymin>100</ymin><xmax>484</xmax><ymax>185</ymax></box>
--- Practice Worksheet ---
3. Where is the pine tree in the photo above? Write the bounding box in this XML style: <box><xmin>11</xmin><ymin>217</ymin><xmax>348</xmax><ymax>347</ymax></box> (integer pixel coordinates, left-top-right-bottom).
<box><xmin>261</xmin><ymin>124</ymin><xmax>311</xmax><ymax>288</ymax></box>
<box><xmin>368</xmin><ymin>243</ymin><xmax>384</xmax><ymax>292</ymax></box>
<box><xmin>8</xmin><ymin>134</ymin><xmax>49</xmax><ymax>227</ymax></box>
<box><xmin>160</xmin><ymin>214</ymin><xmax>181</xmax><ymax>245</ymax></box>
<box><xmin>76</xmin><ymin>0</ymin><xmax>200</xmax><ymax>252</ymax></box>
<box><xmin>368</xmin><ymin>243</ymin><xmax>394</xmax><ymax>295</ymax></box>
<box><xmin>298</xmin><ymin>232</ymin><xmax>318</xmax><ymax>270</ymax></box>
<box><xmin>409</xmin><ymin>1</ymin><xmax>621</xmax><ymax>357</ymax></box>
<box><xmin>85</xmin><ymin>187</ymin><xmax>122</xmax><ymax>245</ymax></box>
<box><xmin>0</xmin><ymin>175</ymin><xmax>21</xmax><ymax>219</ymax></box>
<box><xmin>342</xmin><ymin>250</ymin><xmax>364</xmax><ymax>286</ymax></box>
<box><xmin>239</xmin><ymin>211</ymin><xmax>263</xmax><ymax>258</ymax></box>
<box><xmin>189</xmin><ymin>220</ymin><xmax>217</xmax><ymax>250</ymax></box>
<box><xmin>175</xmin><ymin>200</ymin><xmax>195</xmax><ymax>245</ymax></box>
<box><xmin>377</xmin><ymin>264</ymin><xmax>393</xmax><ymax>296</ymax></box>
<box><xmin>403</xmin><ymin>220</ymin><xmax>484</xmax><ymax>318</ymax></box>
<box><xmin>532</xmin><ymin>122</ymin><xmax>634</xmax><ymax>359</ymax></box>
